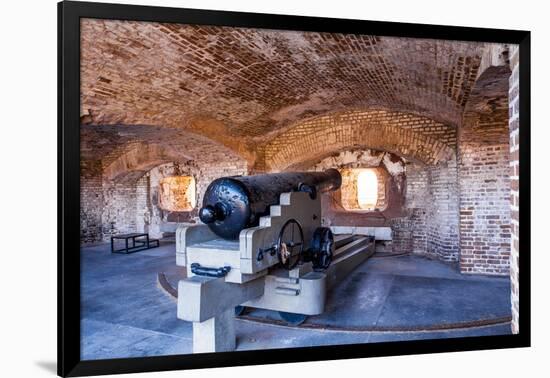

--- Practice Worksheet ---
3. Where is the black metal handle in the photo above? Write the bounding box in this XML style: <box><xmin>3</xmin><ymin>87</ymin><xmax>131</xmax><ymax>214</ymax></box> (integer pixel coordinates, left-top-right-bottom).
<box><xmin>190</xmin><ymin>263</ymin><xmax>231</xmax><ymax>278</ymax></box>
<box><xmin>257</xmin><ymin>245</ymin><xmax>278</xmax><ymax>261</ymax></box>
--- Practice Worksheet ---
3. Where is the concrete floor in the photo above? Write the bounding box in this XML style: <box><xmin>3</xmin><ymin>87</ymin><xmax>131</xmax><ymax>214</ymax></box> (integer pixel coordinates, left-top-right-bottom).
<box><xmin>81</xmin><ymin>241</ymin><xmax>511</xmax><ymax>360</ymax></box>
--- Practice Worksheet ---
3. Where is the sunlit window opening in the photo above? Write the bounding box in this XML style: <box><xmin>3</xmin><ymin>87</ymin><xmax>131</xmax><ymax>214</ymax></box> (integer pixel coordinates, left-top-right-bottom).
<box><xmin>356</xmin><ymin>169</ymin><xmax>378</xmax><ymax>210</ymax></box>
<box><xmin>159</xmin><ymin>176</ymin><xmax>196</xmax><ymax>211</ymax></box>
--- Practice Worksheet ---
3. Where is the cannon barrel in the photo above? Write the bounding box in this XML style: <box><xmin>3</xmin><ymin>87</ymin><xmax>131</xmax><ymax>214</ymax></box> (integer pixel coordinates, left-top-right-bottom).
<box><xmin>199</xmin><ymin>169</ymin><xmax>342</xmax><ymax>240</ymax></box>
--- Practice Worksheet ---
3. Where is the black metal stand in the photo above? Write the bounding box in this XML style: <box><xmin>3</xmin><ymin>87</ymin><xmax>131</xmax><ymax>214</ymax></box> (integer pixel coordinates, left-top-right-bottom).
<box><xmin>111</xmin><ymin>233</ymin><xmax>160</xmax><ymax>254</ymax></box>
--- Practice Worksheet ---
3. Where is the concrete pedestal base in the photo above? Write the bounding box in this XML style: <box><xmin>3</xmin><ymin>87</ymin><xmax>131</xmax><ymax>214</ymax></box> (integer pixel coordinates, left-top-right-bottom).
<box><xmin>192</xmin><ymin>309</ymin><xmax>236</xmax><ymax>353</ymax></box>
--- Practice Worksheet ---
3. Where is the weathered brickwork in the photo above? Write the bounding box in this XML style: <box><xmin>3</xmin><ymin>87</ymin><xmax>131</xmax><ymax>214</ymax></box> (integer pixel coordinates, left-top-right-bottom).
<box><xmin>257</xmin><ymin>109</ymin><xmax>460</xmax><ymax>261</ymax></box>
<box><xmin>79</xmin><ymin>142</ymin><xmax>248</xmax><ymax>244</ymax></box>
<box><xmin>508</xmin><ymin>46</ymin><xmax>520</xmax><ymax>333</ymax></box>
<box><xmin>393</xmin><ymin>160</ymin><xmax>459</xmax><ymax>261</ymax></box>
<box><xmin>313</xmin><ymin>152</ymin><xmax>406</xmax><ymax>233</ymax></box>
<box><xmin>143</xmin><ymin>160</ymin><xmax>247</xmax><ymax>238</ymax></box>
<box><xmin>81</xmin><ymin>124</ymin><xmax>248</xmax><ymax>178</ymax></box>
<box><xmin>401</xmin><ymin>164</ymin><xmax>430</xmax><ymax>255</ymax></box>
<box><xmin>261</xmin><ymin>110</ymin><xmax>456</xmax><ymax>171</ymax></box>
<box><xmin>426</xmin><ymin>159</ymin><xmax>460</xmax><ymax>261</ymax></box>
<box><xmin>458</xmin><ymin>66</ymin><xmax>512</xmax><ymax>276</ymax></box>
<box><xmin>458</xmin><ymin>143</ymin><xmax>511</xmax><ymax>275</ymax></box>
<box><xmin>80</xmin><ymin>19</ymin><xmax>489</xmax><ymax>145</ymax></box>
<box><xmin>101</xmin><ymin>180</ymin><xmax>140</xmax><ymax>239</ymax></box>
<box><xmin>390</xmin><ymin>216</ymin><xmax>415</xmax><ymax>253</ymax></box>
<box><xmin>135</xmin><ymin>174</ymin><xmax>150</xmax><ymax>237</ymax></box>
<box><xmin>103</xmin><ymin>158</ymin><xmax>247</xmax><ymax>242</ymax></box>
<box><xmin>80</xmin><ymin>160</ymin><xmax>104</xmax><ymax>244</ymax></box>
<box><xmin>305</xmin><ymin>147</ymin><xmax>459</xmax><ymax>261</ymax></box>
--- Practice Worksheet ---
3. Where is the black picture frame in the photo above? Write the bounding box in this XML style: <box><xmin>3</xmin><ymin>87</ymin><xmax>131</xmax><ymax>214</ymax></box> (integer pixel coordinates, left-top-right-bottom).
<box><xmin>58</xmin><ymin>1</ymin><xmax>531</xmax><ymax>376</ymax></box>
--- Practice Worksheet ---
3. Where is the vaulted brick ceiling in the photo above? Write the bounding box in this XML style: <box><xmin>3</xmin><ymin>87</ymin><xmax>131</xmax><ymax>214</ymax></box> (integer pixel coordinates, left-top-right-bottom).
<box><xmin>80</xmin><ymin>19</ymin><xmax>497</xmax><ymax>138</ymax></box>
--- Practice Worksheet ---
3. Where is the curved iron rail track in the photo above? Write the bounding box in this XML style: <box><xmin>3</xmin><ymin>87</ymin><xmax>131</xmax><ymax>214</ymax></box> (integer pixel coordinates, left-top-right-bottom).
<box><xmin>158</xmin><ymin>272</ymin><xmax>511</xmax><ymax>333</ymax></box>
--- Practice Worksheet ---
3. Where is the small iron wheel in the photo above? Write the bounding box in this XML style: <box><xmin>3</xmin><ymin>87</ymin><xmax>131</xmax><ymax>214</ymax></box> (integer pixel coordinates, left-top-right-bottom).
<box><xmin>279</xmin><ymin>311</ymin><xmax>308</xmax><ymax>326</ymax></box>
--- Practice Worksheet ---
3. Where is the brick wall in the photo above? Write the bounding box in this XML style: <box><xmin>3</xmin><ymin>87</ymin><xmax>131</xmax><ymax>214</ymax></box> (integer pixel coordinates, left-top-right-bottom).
<box><xmin>393</xmin><ymin>159</ymin><xmax>459</xmax><ymax>261</ymax></box>
<box><xmin>80</xmin><ymin>148</ymin><xmax>247</xmax><ymax>245</ymax></box>
<box><xmin>306</xmin><ymin>144</ymin><xmax>459</xmax><ymax>261</ymax></box>
<box><xmin>458</xmin><ymin>67</ymin><xmax>511</xmax><ymax>276</ymax></box>
<box><xmin>402</xmin><ymin>164</ymin><xmax>429</xmax><ymax>255</ymax></box>
<box><xmin>426</xmin><ymin>159</ymin><xmax>460</xmax><ymax>261</ymax></box>
<box><xmin>311</xmin><ymin>150</ymin><xmax>407</xmax><ymax>230</ymax></box>
<box><xmin>135</xmin><ymin>174</ymin><xmax>151</xmax><ymax>235</ymax></box>
<box><xmin>80</xmin><ymin>160</ymin><xmax>104</xmax><ymax>244</ymax></box>
<box><xmin>508</xmin><ymin>46</ymin><xmax>520</xmax><ymax>333</ymax></box>
<box><xmin>144</xmin><ymin>159</ymin><xmax>247</xmax><ymax>238</ymax></box>
<box><xmin>101</xmin><ymin>180</ymin><xmax>139</xmax><ymax>239</ymax></box>
<box><xmin>458</xmin><ymin>142</ymin><xmax>511</xmax><ymax>275</ymax></box>
<box><xmin>275</xmin><ymin>110</ymin><xmax>460</xmax><ymax>261</ymax></box>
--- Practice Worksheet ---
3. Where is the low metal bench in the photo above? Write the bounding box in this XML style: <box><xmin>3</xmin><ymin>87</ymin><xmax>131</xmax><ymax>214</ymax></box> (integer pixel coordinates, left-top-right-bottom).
<box><xmin>111</xmin><ymin>233</ymin><xmax>160</xmax><ymax>254</ymax></box>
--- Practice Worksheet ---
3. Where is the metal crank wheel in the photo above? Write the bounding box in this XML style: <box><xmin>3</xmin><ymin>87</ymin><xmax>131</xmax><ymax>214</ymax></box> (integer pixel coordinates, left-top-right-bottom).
<box><xmin>310</xmin><ymin>227</ymin><xmax>334</xmax><ymax>271</ymax></box>
<box><xmin>276</xmin><ymin>219</ymin><xmax>304</xmax><ymax>270</ymax></box>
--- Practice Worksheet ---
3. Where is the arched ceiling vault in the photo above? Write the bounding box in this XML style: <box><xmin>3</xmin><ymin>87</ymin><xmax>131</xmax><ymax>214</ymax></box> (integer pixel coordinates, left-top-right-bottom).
<box><xmin>81</xmin><ymin>19</ymin><xmax>509</xmax><ymax>149</ymax></box>
<box><xmin>81</xmin><ymin>19</ymin><xmax>514</xmax><ymax>172</ymax></box>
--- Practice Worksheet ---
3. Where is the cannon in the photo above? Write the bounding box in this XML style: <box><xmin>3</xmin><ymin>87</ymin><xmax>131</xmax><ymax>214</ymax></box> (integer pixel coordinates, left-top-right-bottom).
<box><xmin>176</xmin><ymin>170</ymin><xmax>376</xmax><ymax>353</ymax></box>
<box><xmin>199</xmin><ymin>169</ymin><xmax>342</xmax><ymax>239</ymax></box>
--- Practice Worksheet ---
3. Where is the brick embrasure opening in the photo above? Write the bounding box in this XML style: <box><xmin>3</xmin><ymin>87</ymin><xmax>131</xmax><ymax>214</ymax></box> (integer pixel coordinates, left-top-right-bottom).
<box><xmin>340</xmin><ymin>167</ymin><xmax>388</xmax><ymax>212</ymax></box>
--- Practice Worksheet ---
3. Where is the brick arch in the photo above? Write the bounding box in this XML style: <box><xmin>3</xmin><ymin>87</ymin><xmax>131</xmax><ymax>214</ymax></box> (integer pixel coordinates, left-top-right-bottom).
<box><xmin>103</xmin><ymin>141</ymin><xmax>247</xmax><ymax>183</ymax></box>
<box><xmin>91</xmin><ymin>122</ymin><xmax>252</xmax><ymax>183</ymax></box>
<box><xmin>103</xmin><ymin>143</ymin><xmax>187</xmax><ymax>183</ymax></box>
<box><xmin>81</xmin><ymin>124</ymin><xmax>253</xmax><ymax>182</ymax></box>
<box><xmin>261</xmin><ymin>111</ymin><xmax>455</xmax><ymax>172</ymax></box>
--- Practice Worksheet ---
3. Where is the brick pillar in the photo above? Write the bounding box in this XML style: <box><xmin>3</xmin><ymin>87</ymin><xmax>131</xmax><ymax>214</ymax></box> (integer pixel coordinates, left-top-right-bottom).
<box><xmin>458</xmin><ymin>68</ymin><xmax>511</xmax><ymax>276</ymax></box>
<box><xmin>508</xmin><ymin>46</ymin><xmax>520</xmax><ymax>334</ymax></box>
